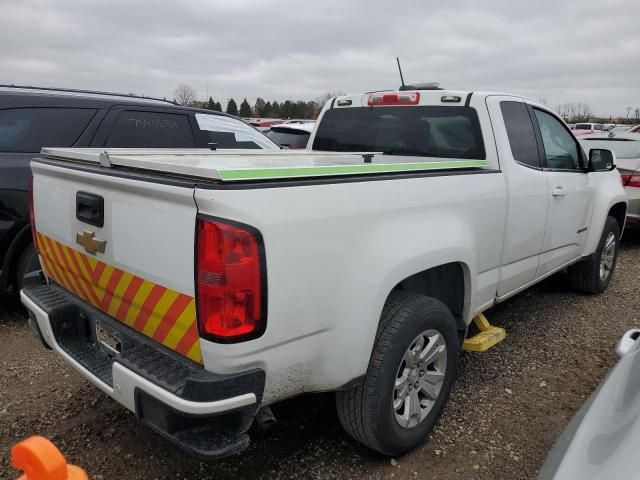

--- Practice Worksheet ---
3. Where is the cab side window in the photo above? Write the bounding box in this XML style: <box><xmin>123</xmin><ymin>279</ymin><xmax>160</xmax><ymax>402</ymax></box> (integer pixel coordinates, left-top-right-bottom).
<box><xmin>533</xmin><ymin>109</ymin><xmax>581</xmax><ymax>170</ymax></box>
<box><xmin>0</xmin><ymin>108</ymin><xmax>96</xmax><ymax>153</ymax></box>
<box><xmin>500</xmin><ymin>101</ymin><xmax>540</xmax><ymax>168</ymax></box>
<box><xmin>105</xmin><ymin>111</ymin><xmax>196</xmax><ymax>148</ymax></box>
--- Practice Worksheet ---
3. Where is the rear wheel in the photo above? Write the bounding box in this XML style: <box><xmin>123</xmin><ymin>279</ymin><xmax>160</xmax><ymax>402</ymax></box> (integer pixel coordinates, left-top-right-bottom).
<box><xmin>16</xmin><ymin>243</ymin><xmax>40</xmax><ymax>291</ymax></box>
<box><xmin>336</xmin><ymin>292</ymin><xmax>458</xmax><ymax>456</ymax></box>
<box><xmin>567</xmin><ymin>216</ymin><xmax>620</xmax><ymax>294</ymax></box>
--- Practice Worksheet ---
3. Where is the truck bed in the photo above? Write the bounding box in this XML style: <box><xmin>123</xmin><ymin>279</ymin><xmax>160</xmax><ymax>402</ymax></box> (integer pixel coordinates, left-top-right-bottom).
<box><xmin>40</xmin><ymin>148</ymin><xmax>489</xmax><ymax>182</ymax></box>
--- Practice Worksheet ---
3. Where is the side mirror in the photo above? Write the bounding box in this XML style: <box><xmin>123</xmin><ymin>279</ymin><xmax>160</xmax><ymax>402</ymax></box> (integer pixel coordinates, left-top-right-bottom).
<box><xmin>588</xmin><ymin>148</ymin><xmax>616</xmax><ymax>172</ymax></box>
<box><xmin>616</xmin><ymin>328</ymin><xmax>640</xmax><ymax>358</ymax></box>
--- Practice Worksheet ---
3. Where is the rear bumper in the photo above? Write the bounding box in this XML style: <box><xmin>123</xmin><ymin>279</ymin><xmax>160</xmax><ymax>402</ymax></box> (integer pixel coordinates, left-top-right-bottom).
<box><xmin>21</xmin><ymin>284</ymin><xmax>265</xmax><ymax>459</ymax></box>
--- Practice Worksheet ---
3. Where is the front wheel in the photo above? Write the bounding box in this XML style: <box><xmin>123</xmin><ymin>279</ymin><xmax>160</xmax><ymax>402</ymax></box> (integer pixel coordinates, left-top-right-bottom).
<box><xmin>336</xmin><ymin>292</ymin><xmax>458</xmax><ymax>456</ymax></box>
<box><xmin>567</xmin><ymin>216</ymin><xmax>620</xmax><ymax>294</ymax></box>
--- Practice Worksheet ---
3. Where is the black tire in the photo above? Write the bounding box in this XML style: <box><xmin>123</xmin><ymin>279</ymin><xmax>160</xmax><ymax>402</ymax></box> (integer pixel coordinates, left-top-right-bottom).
<box><xmin>16</xmin><ymin>243</ymin><xmax>41</xmax><ymax>291</ymax></box>
<box><xmin>336</xmin><ymin>292</ymin><xmax>458</xmax><ymax>456</ymax></box>
<box><xmin>567</xmin><ymin>216</ymin><xmax>620</xmax><ymax>294</ymax></box>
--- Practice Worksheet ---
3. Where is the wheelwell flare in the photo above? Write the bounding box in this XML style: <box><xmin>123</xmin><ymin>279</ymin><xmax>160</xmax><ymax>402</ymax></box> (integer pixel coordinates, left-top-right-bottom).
<box><xmin>390</xmin><ymin>263</ymin><xmax>466</xmax><ymax>333</ymax></box>
<box><xmin>608</xmin><ymin>202</ymin><xmax>627</xmax><ymax>233</ymax></box>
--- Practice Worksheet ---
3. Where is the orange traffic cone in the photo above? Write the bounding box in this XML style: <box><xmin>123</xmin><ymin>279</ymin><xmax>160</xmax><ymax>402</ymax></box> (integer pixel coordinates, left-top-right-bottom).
<box><xmin>11</xmin><ymin>436</ymin><xmax>88</xmax><ymax>480</ymax></box>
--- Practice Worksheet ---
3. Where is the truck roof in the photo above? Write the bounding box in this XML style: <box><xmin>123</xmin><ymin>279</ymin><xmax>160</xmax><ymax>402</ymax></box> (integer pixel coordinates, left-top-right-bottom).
<box><xmin>40</xmin><ymin>148</ymin><xmax>489</xmax><ymax>182</ymax></box>
<box><xmin>330</xmin><ymin>89</ymin><xmax>534</xmax><ymax>108</ymax></box>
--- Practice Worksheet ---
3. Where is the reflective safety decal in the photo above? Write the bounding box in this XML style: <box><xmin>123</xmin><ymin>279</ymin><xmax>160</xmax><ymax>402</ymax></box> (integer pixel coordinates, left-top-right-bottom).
<box><xmin>36</xmin><ymin>232</ymin><xmax>202</xmax><ymax>364</ymax></box>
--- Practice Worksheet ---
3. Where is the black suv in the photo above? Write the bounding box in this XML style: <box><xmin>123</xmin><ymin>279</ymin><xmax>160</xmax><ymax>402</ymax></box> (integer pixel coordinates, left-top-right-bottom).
<box><xmin>0</xmin><ymin>86</ymin><xmax>279</xmax><ymax>293</ymax></box>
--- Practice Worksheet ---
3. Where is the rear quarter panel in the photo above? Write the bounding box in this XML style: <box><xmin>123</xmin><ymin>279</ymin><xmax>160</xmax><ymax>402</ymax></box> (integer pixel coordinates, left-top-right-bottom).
<box><xmin>195</xmin><ymin>172</ymin><xmax>507</xmax><ymax>403</ymax></box>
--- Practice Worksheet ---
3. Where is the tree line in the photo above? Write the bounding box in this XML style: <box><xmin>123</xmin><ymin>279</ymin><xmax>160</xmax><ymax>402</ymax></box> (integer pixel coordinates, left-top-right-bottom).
<box><xmin>172</xmin><ymin>84</ymin><xmax>342</xmax><ymax>119</ymax></box>
<box><xmin>194</xmin><ymin>97</ymin><xmax>320</xmax><ymax>119</ymax></box>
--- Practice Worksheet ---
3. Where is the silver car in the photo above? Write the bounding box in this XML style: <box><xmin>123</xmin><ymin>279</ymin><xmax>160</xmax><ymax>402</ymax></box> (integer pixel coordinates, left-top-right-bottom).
<box><xmin>539</xmin><ymin>328</ymin><xmax>640</xmax><ymax>479</ymax></box>
<box><xmin>580</xmin><ymin>132</ymin><xmax>640</xmax><ymax>229</ymax></box>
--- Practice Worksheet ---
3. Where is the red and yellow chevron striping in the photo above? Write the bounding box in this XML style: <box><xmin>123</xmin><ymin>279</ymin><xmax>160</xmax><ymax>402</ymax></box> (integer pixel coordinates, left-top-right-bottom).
<box><xmin>36</xmin><ymin>232</ymin><xmax>202</xmax><ymax>363</ymax></box>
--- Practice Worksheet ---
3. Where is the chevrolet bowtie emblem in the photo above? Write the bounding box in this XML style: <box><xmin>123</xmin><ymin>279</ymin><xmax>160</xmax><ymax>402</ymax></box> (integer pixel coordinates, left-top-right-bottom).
<box><xmin>76</xmin><ymin>230</ymin><xmax>106</xmax><ymax>255</ymax></box>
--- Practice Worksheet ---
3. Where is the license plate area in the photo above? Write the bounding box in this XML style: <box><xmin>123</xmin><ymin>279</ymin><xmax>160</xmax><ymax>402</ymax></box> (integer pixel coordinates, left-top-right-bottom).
<box><xmin>95</xmin><ymin>321</ymin><xmax>122</xmax><ymax>357</ymax></box>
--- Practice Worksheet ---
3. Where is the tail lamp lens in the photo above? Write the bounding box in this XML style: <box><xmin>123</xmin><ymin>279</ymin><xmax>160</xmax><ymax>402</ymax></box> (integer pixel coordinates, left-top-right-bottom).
<box><xmin>196</xmin><ymin>218</ymin><xmax>265</xmax><ymax>342</ymax></box>
<box><xmin>28</xmin><ymin>176</ymin><xmax>39</xmax><ymax>253</ymax></box>
<box><xmin>618</xmin><ymin>169</ymin><xmax>640</xmax><ymax>187</ymax></box>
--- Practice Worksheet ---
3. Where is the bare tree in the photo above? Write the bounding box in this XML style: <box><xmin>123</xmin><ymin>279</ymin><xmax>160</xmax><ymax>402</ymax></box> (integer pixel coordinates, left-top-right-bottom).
<box><xmin>174</xmin><ymin>84</ymin><xmax>196</xmax><ymax>106</ymax></box>
<box><xmin>555</xmin><ymin>102</ymin><xmax>594</xmax><ymax>123</ymax></box>
<box><xmin>315</xmin><ymin>91</ymin><xmax>346</xmax><ymax>107</ymax></box>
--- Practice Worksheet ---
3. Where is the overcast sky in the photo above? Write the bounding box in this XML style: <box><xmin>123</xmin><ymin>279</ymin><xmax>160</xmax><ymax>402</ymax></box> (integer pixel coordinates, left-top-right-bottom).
<box><xmin>1</xmin><ymin>0</ymin><xmax>638</xmax><ymax>117</ymax></box>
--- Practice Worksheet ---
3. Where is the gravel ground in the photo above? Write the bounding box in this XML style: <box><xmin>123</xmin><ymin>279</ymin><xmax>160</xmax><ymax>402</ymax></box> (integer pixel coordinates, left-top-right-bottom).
<box><xmin>2</xmin><ymin>231</ymin><xmax>639</xmax><ymax>480</ymax></box>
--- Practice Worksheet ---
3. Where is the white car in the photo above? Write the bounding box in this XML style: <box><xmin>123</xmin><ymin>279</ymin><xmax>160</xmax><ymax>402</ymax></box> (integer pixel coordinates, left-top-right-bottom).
<box><xmin>574</xmin><ymin>122</ymin><xmax>607</xmax><ymax>132</ymax></box>
<box><xmin>266</xmin><ymin>122</ymin><xmax>315</xmax><ymax>149</ymax></box>
<box><xmin>580</xmin><ymin>132</ymin><xmax>640</xmax><ymax>229</ymax></box>
<box><xmin>23</xmin><ymin>87</ymin><xmax>626</xmax><ymax>459</ymax></box>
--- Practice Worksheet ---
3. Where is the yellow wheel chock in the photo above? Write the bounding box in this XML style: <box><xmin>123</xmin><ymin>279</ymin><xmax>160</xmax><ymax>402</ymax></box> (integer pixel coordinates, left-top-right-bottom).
<box><xmin>462</xmin><ymin>313</ymin><xmax>506</xmax><ymax>352</ymax></box>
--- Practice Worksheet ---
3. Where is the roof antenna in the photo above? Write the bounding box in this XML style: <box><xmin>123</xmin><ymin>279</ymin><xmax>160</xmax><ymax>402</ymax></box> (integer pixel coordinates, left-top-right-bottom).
<box><xmin>396</xmin><ymin>57</ymin><xmax>406</xmax><ymax>89</ymax></box>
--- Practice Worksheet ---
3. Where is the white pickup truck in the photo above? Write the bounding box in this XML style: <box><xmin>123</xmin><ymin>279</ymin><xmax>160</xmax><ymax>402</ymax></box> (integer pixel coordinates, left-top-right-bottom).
<box><xmin>22</xmin><ymin>88</ymin><xmax>627</xmax><ymax>459</ymax></box>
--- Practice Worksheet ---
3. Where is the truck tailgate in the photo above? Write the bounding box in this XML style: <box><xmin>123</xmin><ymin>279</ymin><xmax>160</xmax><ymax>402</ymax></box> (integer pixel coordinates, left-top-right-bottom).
<box><xmin>31</xmin><ymin>160</ymin><xmax>202</xmax><ymax>363</ymax></box>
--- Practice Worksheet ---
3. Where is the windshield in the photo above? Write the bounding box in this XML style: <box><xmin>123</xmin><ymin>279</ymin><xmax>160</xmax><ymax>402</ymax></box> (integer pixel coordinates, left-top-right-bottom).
<box><xmin>195</xmin><ymin>113</ymin><xmax>279</xmax><ymax>150</ymax></box>
<box><xmin>266</xmin><ymin>128</ymin><xmax>310</xmax><ymax>148</ymax></box>
<box><xmin>579</xmin><ymin>139</ymin><xmax>640</xmax><ymax>159</ymax></box>
<box><xmin>312</xmin><ymin>106</ymin><xmax>485</xmax><ymax>159</ymax></box>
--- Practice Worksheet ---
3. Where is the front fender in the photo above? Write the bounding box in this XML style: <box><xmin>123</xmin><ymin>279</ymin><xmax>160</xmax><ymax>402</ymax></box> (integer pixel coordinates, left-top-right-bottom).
<box><xmin>583</xmin><ymin>171</ymin><xmax>627</xmax><ymax>255</ymax></box>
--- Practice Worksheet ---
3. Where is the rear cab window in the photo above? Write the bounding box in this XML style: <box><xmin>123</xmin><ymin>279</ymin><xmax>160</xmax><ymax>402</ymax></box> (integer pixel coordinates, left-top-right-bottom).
<box><xmin>312</xmin><ymin>105</ymin><xmax>485</xmax><ymax>160</ymax></box>
<box><xmin>105</xmin><ymin>111</ymin><xmax>195</xmax><ymax>148</ymax></box>
<box><xmin>0</xmin><ymin>108</ymin><xmax>96</xmax><ymax>152</ymax></box>
<box><xmin>195</xmin><ymin>113</ymin><xmax>278</xmax><ymax>150</ymax></box>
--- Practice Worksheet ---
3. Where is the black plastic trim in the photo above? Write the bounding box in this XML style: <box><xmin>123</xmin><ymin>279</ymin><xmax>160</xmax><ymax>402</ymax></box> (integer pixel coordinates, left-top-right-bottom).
<box><xmin>76</xmin><ymin>191</ymin><xmax>104</xmax><ymax>228</ymax></box>
<box><xmin>464</xmin><ymin>92</ymin><xmax>473</xmax><ymax>107</ymax></box>
<box><xmin>135</xmin><ymin>390</ymin><xmax>254</xmax><ymax>459</ymax></box>
<box><xmin>34</xmin><ymin>154</ymin><xmax>501</xmax><ymax>191</ymax></box>
<box><xmin>23</xmin><ymin>283</ymin><xmax>266</xmax><ymax>402</ymax></box>
<box><xmin>32</xmin><ymin>156</ymin><xmax>205</xmax><ymax>188</ymax></box>
<box><xmin>195</xmin><ymin>215</ymin><xmax>268</xmax><ymax>344</ymax></box>
<box><xmin>198</xmin><ymin>167</ymin><xmax>502</xmax><ymax>190</ymax></box>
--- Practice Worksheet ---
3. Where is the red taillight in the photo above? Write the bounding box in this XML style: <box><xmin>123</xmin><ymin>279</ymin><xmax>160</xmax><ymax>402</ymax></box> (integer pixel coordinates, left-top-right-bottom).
<box><xmin>368</xmin><ymin>91</ymin><xmax>420</xmax><ymax>106</ymax></box>
<box><xmin>196</xmin><ymin>218</ymin><xmax>265</xmax><ymax>342</ymax></box>
<box><xmin>628</xmin><ymin>174</ymin><xmax>640</xmax><ymax>188</ymax></box>
<box><xmin>28</xmin><ymin>176</ymin><xmax>39</xmax><ymax>253</ymax></box>
<box><xmin>619</xmin><ymin>169</ymin><xmax>640</xmax><ymax>187</ymax></box>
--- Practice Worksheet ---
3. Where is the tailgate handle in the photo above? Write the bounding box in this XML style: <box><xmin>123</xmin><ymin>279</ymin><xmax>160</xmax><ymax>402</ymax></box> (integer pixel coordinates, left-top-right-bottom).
<box><xmin>76</xmin><ymin>192</ymin><xmax>104</xmax><ymax>228</ymax></box>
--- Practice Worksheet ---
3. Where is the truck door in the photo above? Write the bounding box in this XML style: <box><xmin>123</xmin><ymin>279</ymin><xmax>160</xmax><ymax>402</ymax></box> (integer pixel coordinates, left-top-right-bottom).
<box><xmin>529</xmin><ymin>107</ymin><xmax>595</xmax><ymax>275</ymax></box>
<box><xmin>486</xmin><ymin>97</ymin><xmax>549</xmax><ymax>297</ymax></box>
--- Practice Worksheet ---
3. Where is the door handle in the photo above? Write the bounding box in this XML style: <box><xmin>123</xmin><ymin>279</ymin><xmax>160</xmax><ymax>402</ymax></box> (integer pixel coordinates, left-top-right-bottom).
<box><xmin>76</xmin><ymin>191</ymin><xmax>104</xmax><ymax>227</ymax></box>
<box><xmin>551</xmin><ymin>186</ymin><xmax>566</xmax><ymax>197</ymax></box>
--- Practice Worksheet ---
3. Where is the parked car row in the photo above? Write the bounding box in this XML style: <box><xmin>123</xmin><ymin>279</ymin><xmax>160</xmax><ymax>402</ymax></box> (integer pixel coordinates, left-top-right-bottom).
<box><xmin>569</xmin><ymin>122</ymin><xmax>640</xmax><ymax>135</ymax></box>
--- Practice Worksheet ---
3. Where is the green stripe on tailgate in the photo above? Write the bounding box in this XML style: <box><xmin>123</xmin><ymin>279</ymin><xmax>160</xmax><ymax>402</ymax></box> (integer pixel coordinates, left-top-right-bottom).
<box><xmin>217</xmin><ymin>160</ymin><xmax>489</xmax><ymax>181</ymax></box>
